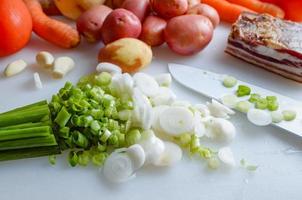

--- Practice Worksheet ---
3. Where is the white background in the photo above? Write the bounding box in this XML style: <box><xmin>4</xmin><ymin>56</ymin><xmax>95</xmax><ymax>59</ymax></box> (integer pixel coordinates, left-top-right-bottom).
<box><xmin>1</xmin><ymin>23</ymin><xmax>302</xmax><ymax>200</ymax></box>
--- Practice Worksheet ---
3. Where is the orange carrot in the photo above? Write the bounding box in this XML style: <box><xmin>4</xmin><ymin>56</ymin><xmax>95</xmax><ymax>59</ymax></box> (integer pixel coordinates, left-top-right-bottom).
<box><xmin>24</xmin><ymin>0</ymin><xmax>80</xmax><ymax>48</ymax></box>
<box><xmin>203</xmin><ymin>0</ymin><xmax>254</xmax><ymax>23</ymax></box>
<box><xmin>227</xmin><ymin>0</ymin><xmax>284</xmax><ymax>18</ymax></box>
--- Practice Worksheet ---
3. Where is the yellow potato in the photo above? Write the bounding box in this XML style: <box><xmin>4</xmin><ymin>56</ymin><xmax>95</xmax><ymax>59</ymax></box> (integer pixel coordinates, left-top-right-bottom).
<box><xmin>54</xmin><ymin>0</ymin><xmax>106</xmax><ymax>20</ymax></box>
<box><xmin>76</xmin><ymin>0</ymin><xmax>106</xmax><ymax>10</ymax></box>
<box><xmin>98</xmin><ymin>38</ymin><xmax>153</xmax><ymax>73</ymax></box>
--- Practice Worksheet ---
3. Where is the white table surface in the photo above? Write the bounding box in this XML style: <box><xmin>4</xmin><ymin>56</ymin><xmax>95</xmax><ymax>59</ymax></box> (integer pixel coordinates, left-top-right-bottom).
<box><xmin>1</xmin><ymin>23</ymin><xmax>302</xmax><ymax>200</ymax></box>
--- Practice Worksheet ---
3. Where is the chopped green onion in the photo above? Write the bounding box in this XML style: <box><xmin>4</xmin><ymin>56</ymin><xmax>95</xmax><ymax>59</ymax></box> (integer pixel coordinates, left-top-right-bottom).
<box><xmin>282</xmin><ymin>110</ymin><xmax>297</xmax><ymax>121</ymax></box>
<box><xmin>68</xmin><ymin>151</ymin><xmax>78</xmax><ymax>167</ymax></box>
<box><xmin>190</xmin><ymin>135</ymin><xmax>200</xmax><ymax>154</ymax></box>
<box><xmin>223</xmin><ymin>76</ymin><xmax>237</xmax><ymax>88</ymax></box>
<box><xmin>100</xmin><ymin>129</ymin><xmax>112</xmax><ymax>143</ymax></box>
<box><xmin>95</xmin><ymin>72</ymin><xmax>112</xmax><ymax>86</ymax></box>
<box><xmin>108</xmin><ymin>135</ymin><xmax>119</xmax><ymax>146</ymax></box>
<box><xmin>249</xmin><ymin>93</ymin><xmax>261</xmax><ymax>103</ymax></box>
<box><xmin>48</xmin><ymin>155</ymin><xmax>56</xmax><ymax>165</ymax></box>
<box><xmin>236</xmin><ymin>85</ymin><xmax>251</xmax><ymax>97</ymax></box>
<box><xmin>198</xmin><ymin>147</ymin><xmax>212</xmax><ymax>159</ymax></box>
<box><xmin>255</xmin><ymin>98</ymin><xmax>268</xmax><ymax>110</ymax></box>
<box><xmin>267</xmin><ymin>100</ymin><xmax>279</xmax><ymax>111</ymax></box>
<box><xmin>126</xmin><ymin>129</ymin><xmax>141</xmax><ymax>146</ymax></box>
<box><xmin>235</xmin><ymin>101</ymin><xmax>253</xmax><ymax>113</ymax></box>
<box><xmin>208</xmin><ymin>157</ymin><xmax>220</xmax><ymax>169</ymax></box>
<box><xmin>54</xmin><ymin>107</ymin><xmax>71</xmax><ymax>128</ymax></box>
<box><xmin>92</xmin><ymin>153</ymin><xmax>107</xmax><ymax>166</ymax></box>
<box><xmin>246</xmin><ymin>165</ymin><xmax>258</xmax><ymax>171</ymax></box>
<box><xmin>59</xmin><ymin>127</ymin><xmax>70</xmax><ymax>139</ymax></box>
<box><xmin>72</xmin><ymin>131</ymin><xmax>89</xmax><ymax>148</ymax></box>
<box><xmin>266</xmin><ymin>96</ymin><xmax>277</xmax><ymax>102</ymax></box>
<box><xmin>271</xmin><ymin>111</ymin><xmax>283</xmax><ymax>123</ymax></box>
<box><xmin>178</xmin><ymin>133</ymin><xmax>191</xmax><ymax>147</ymax></box>
<box><xmin>77</xmin><ymin>151</ymin><xmax>90</xmax><ymax>166</ymax></box>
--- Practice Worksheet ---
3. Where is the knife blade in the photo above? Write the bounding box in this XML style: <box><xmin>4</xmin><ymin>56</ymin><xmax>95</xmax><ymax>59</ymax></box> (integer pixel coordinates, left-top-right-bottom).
<box><xmin>168</xmin><ymin>63</ymin><xmax>302</xmax><ymax>137</ymax></box>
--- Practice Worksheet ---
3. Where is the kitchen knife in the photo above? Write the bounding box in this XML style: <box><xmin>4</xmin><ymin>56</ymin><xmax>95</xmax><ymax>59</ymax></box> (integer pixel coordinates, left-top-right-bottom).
<box><xmin>168</xmin><ymin>63</ymin><xmax>302</xmax><ymax>137</ymax></box>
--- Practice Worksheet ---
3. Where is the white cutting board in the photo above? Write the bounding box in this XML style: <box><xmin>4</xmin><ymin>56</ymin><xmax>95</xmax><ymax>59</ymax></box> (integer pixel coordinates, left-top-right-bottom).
<box><xmin>1</xmin><ymin>23</ymin><xmax>302</xmax><ymax>200</ymax></box>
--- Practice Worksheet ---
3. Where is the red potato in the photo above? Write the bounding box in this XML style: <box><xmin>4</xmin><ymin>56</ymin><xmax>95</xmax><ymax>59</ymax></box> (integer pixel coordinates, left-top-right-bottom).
<box><xmin>77</xmin><ymin>5</ymin><xmax>112</xmax><ymax>42</ymax></box>
<box><xmin>164</xmin><ymin>15</ymin><xmax>213</xmax><ymax>55</ymax></box>
<box><xmin>187</xmin><ymin>3</ymin><xmax>220</xmax><ymax>28</ymax></box>
<box><xmin>150</xmin><ymin>0</ymin><xmax>188</xmax><ymax>19</ymax></box>
<box><xmin>187</xmin><ymin>0</ymin><xmax>200</xmax><ymax>8</ymax></box>
<box><xmin>39</xmin><ymin>0</ymin><xmax>61</xmax><ymax>15</ymax></box>
<box><xmin>140</xmin><ymin>15</ymin><xmax>167</xmax><ymax>47</ymax></box>
<box><xmin>101</xmin><ymin>8</ymin><xmax>142</xmax><ymax>44</ymax></box>
<box><xmin>121</xmin><ymin>0</ymin><xmax>150</xmax><ymax>21</ymax></box>
<box><xmin>112</xmin><ymin>0</ymin><xmax>125</xmax><ymax>8</ymax></box>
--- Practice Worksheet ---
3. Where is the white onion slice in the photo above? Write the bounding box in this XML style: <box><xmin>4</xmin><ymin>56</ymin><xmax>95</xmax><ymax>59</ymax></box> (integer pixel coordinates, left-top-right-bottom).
<box><xmin>139</xmin><ymin>130</ymin><xmax>165</xmax><ymax>165</ymax></box>
<box><xmin>103</xmin><ymin>151</ymin><xmax>135</xmax><ymax>183</ymax></box>
<box><xmin>207</xmin><ymin>99</ymin><xmax>235</xmax><ymax>118</ymax></box>
<box><xmin>154</xmin><ymin>142</ymin><xmax>182</xmax><ymax>166</ymax></box>
<box><xmin>151</xmin><ymin>87</ymin><xmax>176</xmax><ymax>106</ymax></box>
<box><xmin>159</xmin><ymin>107</ymin><xmax>194</xmax><ymax>136</ymax></box>
<box><xmin>193</xmin><ymin>104</ymin><xmax>210</xmax><ymax>117</ymax></box>
<box><xmin>218</xmin><ymin>147</ymin><xmax>236</xmax><ymax>167</ymax></box>
<box><xmin>96</xmin><ymin>62</ymin><xmax>122</xmax><ymax>74</ymax></box>
<box><xmin>126</xmin><ymin>144</ymin><xmax>146</xmax><ymax>170</ymax></box>
<box><xmin>209</xmin><ymin>118</ymin><xmax>236</xmax><ymax>142</ymax></box>
<box><xmin>133</xmin><ymin>73</ymin><xmax>159</xmax><ymax>97</ymax></box>
<box><xmin>154</xmin><ymin>73</ymin><xmax>172</xmax><ymax>87</ymax></box>
<box><xmin>221</xmin><ymin>94</ymin><xmax>239</xmax><ymax>108</ymax></box>
<box><xmin>171</xmin><ymin>100</ymin><xmax>191</xmax><ymax>108</ymax></box>
<box><xmin>193</xmin><ymin>111</ymin><xmax>206</xmax><ymax>137</ymax></box>
<box><xmin>247</xmin><ymin>109</ymin><xmax>272</xmax><ymax>126</ymax></box>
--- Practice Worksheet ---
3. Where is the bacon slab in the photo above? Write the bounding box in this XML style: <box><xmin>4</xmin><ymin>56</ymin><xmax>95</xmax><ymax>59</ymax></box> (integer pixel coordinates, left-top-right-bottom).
<box><xmin>225</xmin><ymin>12</ymin><xmax>302</xmax><ymax>82</ymax></box>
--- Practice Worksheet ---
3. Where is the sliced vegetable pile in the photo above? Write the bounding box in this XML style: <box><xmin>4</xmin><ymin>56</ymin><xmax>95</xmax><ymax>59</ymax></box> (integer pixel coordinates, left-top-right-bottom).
<box><xmin>45</xmin><ymin>63</ymin><xmax>242</xmax><ymax>182</ymax></box>
<box><xmin>221</xmin><ymin>76</ymin><xmax>297</xmax><ymax>126</ymax></box>
<box><xmin>0</xmin><ymin>101</ymin><xmax>60</xmax><ymax>161</ymax></box>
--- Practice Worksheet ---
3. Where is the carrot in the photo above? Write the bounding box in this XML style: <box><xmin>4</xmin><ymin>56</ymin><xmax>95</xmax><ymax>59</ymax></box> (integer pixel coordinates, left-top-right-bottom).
<box><xmin>23</xmin><ymin>0</ymin><xmax>80</xmax><ymax>48</ymax></box>
<box><xmin>227</xmin><ymin>0</ymin><xmax>284</xmax><ymax>18</ymax></box>
<box><xmin>203</xmin><ymin>0</ymin><xmax>254</xmax><ymax>23</ymax></box>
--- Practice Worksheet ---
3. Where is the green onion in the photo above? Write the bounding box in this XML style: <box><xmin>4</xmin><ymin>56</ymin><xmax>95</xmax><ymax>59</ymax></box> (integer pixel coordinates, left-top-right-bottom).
<box><xmin>77</xmin><ymin>151</ymin><xmax>90</xmax><ymax>166</ymax></box>
<box><xmin>0</xmin><ymin>126</ymin><xmax>51</xmax><ymax>141</ymax></box>
<box><xmin>255</xmin><ymin>98</ymin><xmax>268</xmax><ymax>110</ymax></box>
<box><xmin>236</xmin><ymin>85</ymin><xmax>251</xmax><ymax>97</ymax></box>
<box><xmin>92</xmin><ymin>153</ymin><xmax>107</xmax><ymax>166</ymax></box>
<box><xmin>177</xmin><ymin>133</ymin><xmax>191</xmax><ymax>147</ymax></box>
<box><xmin>95</xmin><ymin>72</ymin><xmax>112</xmax><ymax>86</ymax></box>
<box><xmin>48</xmin><ymin>155</ymin><xmax>56</xmax><ymax>165</ymax></box>
<box><xmin>223</xmin><ymin>76</ymin><xmax>237</xmax><ymax>88</ymax></box>
<box><xmin>271</xmin><ymin>111</ymin><xmax>283</xmax><ymax>123</ymax></box>
<box><xmin>72</xmin><ymin>131</ymin><xmax>89</xmax><ymax>148</ymax></box>
<box><xmin>249</xmin><ymin>93</ymin><xmax>261</xmax><ymax>103</ymax></box>
<box><xmin>54</xmin><ymin>107</ymin><xmax>71</xmax><ymax>128</ymax></box>
<box><xmin>235</xmin><ymin>101</ymin><xmax>253</xmax><ymax>113</ymax></box>
<box><xmin>208</xmin><ymin>157</ymin><xmax>220</xmax><ymax>169</ymax></box>
<box><xmin>126</xmin><ymin>129</ymin><xmax>141</xmax><ymax>146</ymax></box>
<box><xmin>282</xmin><ymin>110</ymin><xmax>297</xmax><ymax>121</ymax></box>
<box><xmin>68</xmin><ymin>151</ymin><xmax>78</xmax><ymax>167</ymax></box>
<box><xmin>59</xmin><ymin>127</ymin><xmax>70</xmax><ymax>139</ymax></box>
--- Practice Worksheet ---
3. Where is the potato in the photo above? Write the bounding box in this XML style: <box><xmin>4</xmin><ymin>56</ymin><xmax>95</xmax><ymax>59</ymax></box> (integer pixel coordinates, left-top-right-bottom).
<box><xmin>121</xmin><ymin>0</ymin><xmax>150</xmax><ymax>21</ymax></box>
<box><xmin>112</xmin><ymin>0</ymin><xmax>125</xmax><ymax>8</ymax></box>
<box><xmin>150</xmin><ymin>0</ymin><xmax>188</xmax><ymax>19</ymax></box>
<box><xmin>98</xmin><ymin>38</ymin><xmax>152</xmax><ymax>72</ymax></box>
<box><xmin>77</xmin><ymin>5</ymin><xmax>112</xmax><ymax>42</ymax></box>
<box><xmin>164</xmin><ymin>15</ymin><xmax>213</xmax><ymax>55</ymax></box>
<box><xmin>140</xmin><ymin>16</ymin><xmax>167</xmax><ymax>47</ymax></box>
<box><xmin>101</xmin><ymin>8</ymin><xmax>142</xmax><ymax>44</ymax></box>
<box><xmin>76</xmin><ymin>0</ymin><xmax>106</xmax><ymax>10</ymax></box>
<box><xmin>54</xmin><ymin>0</ymin><xmax>83</xmax><ymax>20</ymax></box>
<box><xmin>187</xmin><ymin>3</ymin><xmax>220</xmax><ymax>28</ymax></box>
<box><xmin>187</xmin><ymin>0</ymin><xmax>200</xmax><ymax>8</ymax></box>
<box><xmin>54</xmin><ymin>0</ymin><xmax>106</xmax><ymax>20</ymax></box>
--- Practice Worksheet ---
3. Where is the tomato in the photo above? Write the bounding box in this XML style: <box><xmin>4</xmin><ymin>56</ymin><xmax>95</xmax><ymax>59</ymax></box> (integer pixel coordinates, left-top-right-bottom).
<box><xmin>0</xmin><ymin>0</ymin><xmax>32</xmax><ymax>57</ymax></box>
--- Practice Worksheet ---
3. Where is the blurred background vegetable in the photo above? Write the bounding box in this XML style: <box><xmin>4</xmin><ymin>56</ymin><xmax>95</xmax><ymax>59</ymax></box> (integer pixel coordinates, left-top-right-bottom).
<box><xmin>0</xmin><ymin>0</ymin><xmax>32</xmax><ymax>57</ymax></box>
